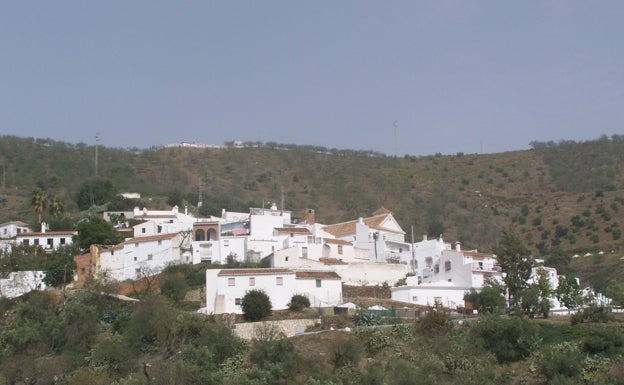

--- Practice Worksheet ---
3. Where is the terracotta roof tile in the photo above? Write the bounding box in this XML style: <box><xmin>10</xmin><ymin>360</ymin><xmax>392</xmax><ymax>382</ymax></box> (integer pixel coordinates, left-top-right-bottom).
<box><xmin>323</xmin><ymin>213</ymin><xmax>391</xmax><ymax>236</ymax></box>
<box><xmin>296</xmin><ymin>271</ymin><xmax>341</xmax><ymax>280</ymax></box>
<box><xmin>274</xmin><ymin>227</ymin><xmax>312</xmax><ymax>235</ymax></box>
<box><xmin>319</xmin><ymin>257</ymin><xmax>348</xmax><ymax>265</ymax></box>
<box><xmin>218</xmin><ymin>268</ymin><xmax>294</xmax><ymax>276</ymax></box>
<box><xmin>461</xmin><ymin>250</ymin><xmax>495</xmax><ymax>258</ymax></box>
<box><xmin>125</xmin><ymin>233</ymin><xmax>178</xmax><ymax>243</ymax></box>
<box><xmin>323</xmin><ymin>238</ymin><xmax>352</xmax><ymax>245</ymax></box>
<box><xmin>17</xmin><ymin>230</ymin><xmax>76</xmax><ymax>236</ymax></box>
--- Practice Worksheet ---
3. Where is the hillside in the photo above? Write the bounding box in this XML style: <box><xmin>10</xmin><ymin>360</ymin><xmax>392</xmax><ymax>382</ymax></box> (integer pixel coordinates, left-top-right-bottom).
<box><xmin>1</xmin><ymin>135</ymin><xmax>624</xmax><ymax>276</ymax></box>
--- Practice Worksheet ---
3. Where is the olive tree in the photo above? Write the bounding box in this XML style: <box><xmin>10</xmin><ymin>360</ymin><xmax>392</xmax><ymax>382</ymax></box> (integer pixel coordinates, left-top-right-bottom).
<box><xmin>241</xmin><ymin>289</ymin><xmax>272</xmax><ymax>321</ymax></box>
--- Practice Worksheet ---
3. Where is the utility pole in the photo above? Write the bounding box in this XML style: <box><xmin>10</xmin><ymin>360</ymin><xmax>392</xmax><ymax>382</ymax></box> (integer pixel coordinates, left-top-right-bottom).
<box><xmin>281</xmin><ymin>185</ymin><xmax>285</xmax><ymax>211</ymax></box>
<box><xmin>95</xmin><ymin>133</ymin><xmax>100</xmax><ymax>177</ymax></box>
<box><xmin>393</xmin><ymin>120</ymin><xmax>398</xmax><ymax>158</ymax></box>
<box><xmin>411</xmin><ymin>225</ymin><xmax>416</xmax><ymax>274</ymax></box>
<box><xmin>198</xmin><ymin>177</ymin><xmax>203</xmax><ymax>208</ymax></box>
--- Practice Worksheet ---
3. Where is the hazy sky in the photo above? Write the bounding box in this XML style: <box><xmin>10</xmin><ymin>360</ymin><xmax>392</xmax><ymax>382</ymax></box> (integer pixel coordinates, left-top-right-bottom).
<box><xmin>1</xmin><ymin>1</ymin><xmax>622</xmax><ymax>155</ymax></box>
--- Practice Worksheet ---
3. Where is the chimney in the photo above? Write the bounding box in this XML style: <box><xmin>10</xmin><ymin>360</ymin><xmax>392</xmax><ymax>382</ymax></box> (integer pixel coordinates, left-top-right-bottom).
<box><xmin>455</xmin><ymin>242</ymin><xmax>461</xmax><ymax>252</ymax></box>
<box><xmin>423</xmin><ymin>234</ymin><xmax>428</xmax><ymax>241</ymax></box>
<box><xmin>41</xmin><ymin>222</ymin><xmax>46</xmax><ymax>233</ymax></box>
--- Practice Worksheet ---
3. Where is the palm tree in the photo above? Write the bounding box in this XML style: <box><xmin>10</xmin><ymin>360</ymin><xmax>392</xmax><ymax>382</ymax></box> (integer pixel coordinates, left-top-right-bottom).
<box><xmin>31</xmin><ymin>188</ymin><xmax>48</xmax><ymax>224</ymax></box>
<box><xmin>48</xmin><ymin>196</ymin><xmax>65</xmax><ymax>218</ymax></box>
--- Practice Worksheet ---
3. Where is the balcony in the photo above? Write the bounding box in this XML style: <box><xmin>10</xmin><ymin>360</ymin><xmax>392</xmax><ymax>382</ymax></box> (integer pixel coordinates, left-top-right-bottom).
<box><xmin>471</xmin><ymin>262</ymin><xmax>501</xmax><ymax>272</ymax></box>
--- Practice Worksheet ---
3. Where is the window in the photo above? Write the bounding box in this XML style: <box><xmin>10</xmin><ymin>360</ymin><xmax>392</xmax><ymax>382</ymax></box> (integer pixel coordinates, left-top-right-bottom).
<box><xmin>142</xmin><ymin>228</ymin><xmax>146</xmax><ymax>234</ymax></box>
<box><xmin>235</xmin><ymin>298</ymin><xmax>241</xmax><ymax>305</ymax></box>
<box><xmin>338</xmin><ymin>245</ymin><xmax>343</xmax><ymax>255</ymax></box>
<box><xmin>223</xmin><ymin>240</ymin><xmax>229</xmax><ymax>247</ymax></box>
<box><xmin>228</xmin><ymin>277</ymin><xmax>235</xmax><ymax>286</ymax></box>
<box><xmin>285</xmin><ymin>256</ymin><xmax>289</xmax><ymax>262</ymax></box>
<box><xmin>444</xmin><ymin>261</ymin><xmax>451</xmax><ymax>271</ymax></box>
<box><xmin>135</xmin><ymin>243</ymin><xmax>139</xmax><ymax>247</ymax></box>
<box><xmin>433</xmin><ymin>264</ymin><xmax>439</xmax><ymax>273</ymax></box>
<box><xmin>316</xmin><ymin>279</ymin><xmax>322</xmax><ymax>288</ymax></box>
<box><xmin>249</xmin><ymin>277</ymin><xmax>255</xmax><ymax>286</ymax></box>
<box><xmin>134</xmin><ymin>257</ymin><xmax>137</xmax><ymax>261</ymax></box>
<box><xmin>148</xmin><ymin>254</ymin><xmax>153</xmax><ymax>261</ymax></box>
<box><xmin>412</xmin><ymin>296</ymin><xmax>418</xmax><ymax>302</ymax></box>
<box><xmin>60</xmin><ymin>238</ymin><xmax>66</xmax><ymax>245</ymax></box>
<box><xmin>34</xmin><ymin>239</ymin><xmax>39</xmax><ymax>245</ymax></box>
<box><xmin>276</xmin><ymin>277</ymin><xmax>283</xmax><ymax>286</ymax></box>
<box><xmin>135</xmin><ymin>268</ymin><xmax>141</xmax><ymax>279</ymax></box>
<box><xmin>47</xmin><ymin>238</ymin><xmax>53</xmax><ymax>248</ymax></box>
<box><xmin>23</xmin><ymin>239</ymin><xmax>29</xmax><ymax>245</ymax></box>
<box><xmin>302</xmin><ymin>247</ymin><xmax>308</xmax><ymax>258</ymax></box>
<box><xmin>158</xmin><ymin>240</ymin><xmax>162</xmax><ymax>245</ymax></box>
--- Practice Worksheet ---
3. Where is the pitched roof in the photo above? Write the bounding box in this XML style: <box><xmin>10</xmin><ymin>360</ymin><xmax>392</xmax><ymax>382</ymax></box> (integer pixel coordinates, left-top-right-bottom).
<box><xmin>125</xmin><ymin>233</ymin><xmax>178</xmax><ymax>244</ymax></box>
<box><xmin>319</xmin><ymin>257</ymin><xmax>348</xmax><ymax>265</ymax></box>
<box><xmin>323</xmin><ymin>212</ymin><xmax>402</xmax><ymax>236</ymax></box>
<box><xmin>0</xmin><ymin>221</ymin><xmax>30</xmax><ymax>227</ymax></box>
<box><xmin>323</xmin><ymin>238</ymin><xmax>352</xmax><ymax>246</ymax></box>
<box><xmin>17</xmin><ymin>230</ymin><xmax>76</xmax><ymax>237</ymax></box>
<box><xmin>218</xmin><ymin>268</ymin><xmax>294</xmax><ymax>276</ymax></box>
<box><xmin>296</xmin><ymin>271</ymin><xmax>341</xmax><ymax>280</ymax></box>
<box><xmin>461</xmin><ymin>250</ymin><xmax>496</xmax><ymax>258</ymax></box>
<box><xmin>274</xmin><ymin>227</ymin><xmax>312</xmax><ymax>235</ymax></box>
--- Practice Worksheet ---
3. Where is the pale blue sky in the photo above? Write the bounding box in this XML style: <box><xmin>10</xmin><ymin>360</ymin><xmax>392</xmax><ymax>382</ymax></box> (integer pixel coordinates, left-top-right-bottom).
<box><xmin>1</xmin><ymin>1</ymin><xmax>622</xmax><ymax>155</ymax></box>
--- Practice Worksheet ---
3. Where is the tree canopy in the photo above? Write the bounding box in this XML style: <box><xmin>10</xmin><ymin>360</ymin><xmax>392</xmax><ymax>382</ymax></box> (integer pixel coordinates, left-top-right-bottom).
<box><xmin>73</xmin><ymin>217</ymin><xmax>125</xmax><ymax>250</ymax></box>
<box><xmin>75</xmin><ymin>179</ymin><xmax>116</xmax><ymax>210</ymax></box>
<box><xmin>492</xmin><ymin>228</ymin><xmax>533</xmax><ymax>304</ymax></box>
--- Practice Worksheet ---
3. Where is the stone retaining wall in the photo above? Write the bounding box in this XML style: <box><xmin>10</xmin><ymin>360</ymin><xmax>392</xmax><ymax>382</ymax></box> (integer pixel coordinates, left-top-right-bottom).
<box><xmin>232</xmin><ymin>318</ymin><xmax>321</xmax><ymax>340</ymax></box>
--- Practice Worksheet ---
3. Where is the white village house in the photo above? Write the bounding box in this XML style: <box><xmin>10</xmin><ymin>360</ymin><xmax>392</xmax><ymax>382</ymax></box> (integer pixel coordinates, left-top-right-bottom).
<box><xmin>0</xmin><ymin>221</ymin><xmax>32</xmax><ymax>239</ymax></box>
<box><xmin>81</xmin><ymin>233</ymin><xmax>186</xmax><ymax>282</ymax></box>
<box><xmin>203</xmin><ymin>268</ymin><xmax>343</xmax><ymax>315</ymax></box>
<box><xmin>15</xmin><ymin>222</ymin><xmax>75</xmax><ymax>252</ymax></box>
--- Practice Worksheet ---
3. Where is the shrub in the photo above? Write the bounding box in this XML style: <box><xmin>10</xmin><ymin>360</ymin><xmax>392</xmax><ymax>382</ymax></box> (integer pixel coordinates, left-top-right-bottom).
<box><xmin>241</xmin><ymin>289</ymin><xmax>272</xmax><ymax>321</ymax></box>
<box><xmin>417</xmin><ymin>309</ymin><xmax>453</xmax><ymax>335</ymax></box>
<box><xmin>571</xmin><ymin>304</ymin><xmax>614</xmax><ymax>325</ymax></box>
<box><xmin>248</xmin><ymin>338</ymin><xmax>300</xmax><ymax>380</ymax></box>
<box><xmin>536</xmin><ymin>342</ymin><xmax>583</xmax><ymax>381</ymax></box>
<box><xmin>463</xmin><ymin>287</ymin><xmax>506</xmax><ymax>314</ymax></box>
<box><xmin>352</xmin><ymin>309</ymin><xmax>381</xmax><ymax>327</ymax></box>
<box><xmin>582</xmin><ymin>326</ymin><xmax>624</xmax><ymax>356</ymax></box>
<box><xmin>288</xmin><ymin>294</ymin><xmax>310</xmax><ymax>311</ymax></box>
<box><xmin>468</xmin><ymin>315</ymin><xmax>540</xmax><ymax>363</ymax></box>
<box><xmin>330</xmin><ymin>336</ymin><xmax>363</xmax><ymax>369</ymax></box>
<box><xmin>160</xmin><ymin>275</ymin><xmax>188</xmax><ymax>303</ymax></box>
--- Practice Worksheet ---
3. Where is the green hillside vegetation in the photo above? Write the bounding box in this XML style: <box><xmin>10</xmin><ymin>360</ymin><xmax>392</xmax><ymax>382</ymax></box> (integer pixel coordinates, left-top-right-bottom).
<box><xmin>1</xmin><ymin>135</ymin><xmax>624</xmax><ymax>284</ymax></box>
<box><xmin>1</xmin><ymin>286</ymin><xmax>624</xmax><ymax>385</ymax></box>
<box><xmin>2</xmin><ymin>134</ymin><xmax>624</xmax><ymax>384</ymax></box>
